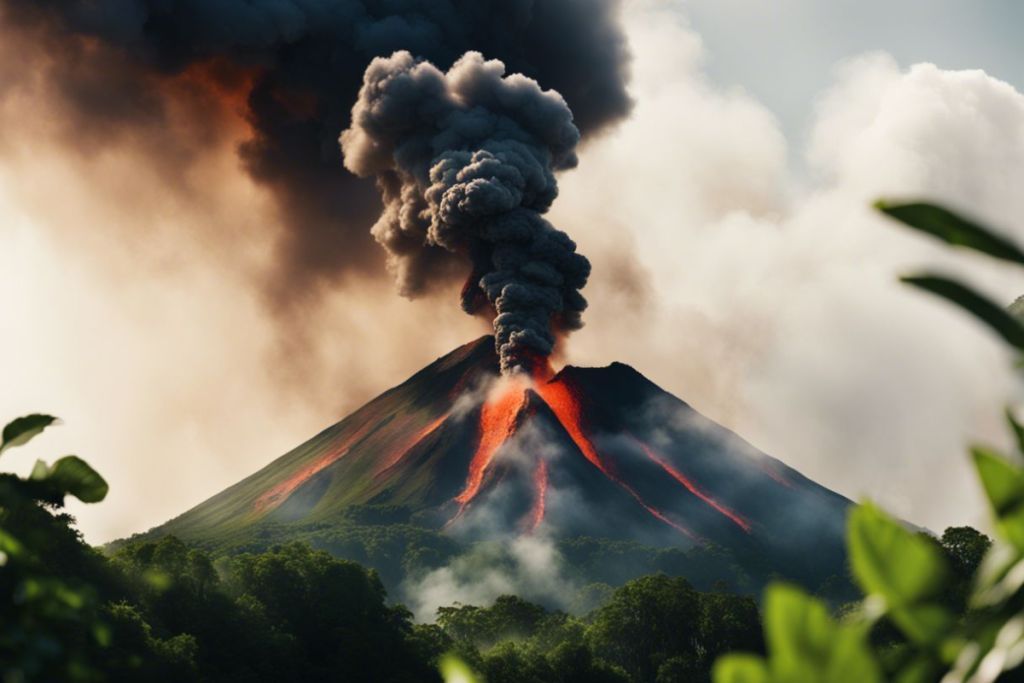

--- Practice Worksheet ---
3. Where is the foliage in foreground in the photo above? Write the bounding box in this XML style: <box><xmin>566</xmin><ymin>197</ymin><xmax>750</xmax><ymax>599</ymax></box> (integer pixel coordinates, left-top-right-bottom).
<box><xmin>708</xmin><ymin>202</ymin><xmax>1024</xmax><ymax>683</ymax></box>
<box><xmin>0</xmin><ymin>417</ymin><xmax>438</xmax><ymax>682</ymax></box>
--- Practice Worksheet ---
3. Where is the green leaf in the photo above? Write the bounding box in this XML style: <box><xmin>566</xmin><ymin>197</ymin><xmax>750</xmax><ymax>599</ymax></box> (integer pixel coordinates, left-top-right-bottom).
<box><xmin>893</xmin><ymin>655</ymin><xmax>941</xmax><ymax>683</ymax></box>
<box><xmin>848</xmin><ymin>502</ymin><xmax>952</xmax><ymax>643</ymax></box>
<box><xmin>93</xmin><ymin>623</ymin><xmax>112</xmax><ymax>648</ymax></box>
<box><xmin>142</xmin><ymin>569</ymin><xmax>173</xmax><ymax>592</ymax></box>
<box><xmin>29</xmin><ymin>459</ymin><xmax>49</xmax><ymax>481</ymax></box>
<box><xmin>1007</xmin><ymin>409</ymin><xmax>1024</xmax><ymax>457</ymax></box>
<box><xmin>973</xmin><ymin>448</ymin><xmax>1024</xmax><ymax>552</ymax></box>
<box><xmin>438</xmin><ymin>654</ymin><xmax>481</xmax><ymax>683</ymax></box>
<box><xmin>765</xmin><ymin>584</ymin><xmax>835</xmax><ymax>673</ymax></box>
<box><xmin>876</xmin><ymin>201</ymin><xmax>1024</xmax><ymax>265</ymax></box>
<box><xmin>975</xmin><ymin>615</ymin><xmax>1024</xmax><ymax>683</ymax></box>
<box><xmin>713</xmin><ymin>654</ymin><xmax>770</xmax><ymax>683</ymax></box>
<box><xmin>0</xmin><ymin>529</ymin><xmax>25</xmax><ymax>565</ymax></box>
<box><xmin>47</xmin><ymin>456</ymin><xmax>109</xmax><ymax>503</ymax></box>
<box><xmin>972</xmin><ymin>541</ymin><xmax>1024</xmax><ymax>608</ymax></box>
<box><xmin>0</xmin><ymin>414</ymin><xmax>59</xmax><ymax>455</ymax></box>
<box><xmin>902</xmin><ymin>275</ymin><xmax>1024</xmax><ymax>350</ymax></box>
<box><xmin>763</xmin><ymin>584</ymin><xmax>881</xmax><ymax>683</ymax></box>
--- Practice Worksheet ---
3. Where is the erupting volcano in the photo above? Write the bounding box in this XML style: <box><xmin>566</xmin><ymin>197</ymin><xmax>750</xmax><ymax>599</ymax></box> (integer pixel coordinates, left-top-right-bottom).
<box><xmin>153</xmin><ymin>337</ymin><xmax>851</xmax><ymax>591</ymax></box>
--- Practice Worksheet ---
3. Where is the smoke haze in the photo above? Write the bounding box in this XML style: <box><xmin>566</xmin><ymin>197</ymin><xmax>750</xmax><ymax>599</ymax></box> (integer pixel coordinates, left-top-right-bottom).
<box><xmin>0</xmin><ymin>0</ymin><xmax>629</xmax><ymax>310</ymax></box>
<box><xmin>1</xmin><ymin>0</ymin><xmax>1024</xmax><ymax>543</ymax></box>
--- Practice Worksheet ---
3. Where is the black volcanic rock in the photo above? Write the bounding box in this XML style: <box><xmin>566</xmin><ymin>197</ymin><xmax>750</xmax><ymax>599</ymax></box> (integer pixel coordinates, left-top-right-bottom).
<box><xmin>147</xmin><ymin>336</ymin><xmax>851</xmax><ymax>593</ymax></box>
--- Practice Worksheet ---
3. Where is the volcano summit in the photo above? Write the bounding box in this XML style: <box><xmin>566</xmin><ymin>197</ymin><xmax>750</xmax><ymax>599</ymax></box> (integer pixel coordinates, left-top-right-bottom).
<box><xmin>147</xmin><ymin>338</ymin><xmax>851</xmax><ymax>597</ymax></box>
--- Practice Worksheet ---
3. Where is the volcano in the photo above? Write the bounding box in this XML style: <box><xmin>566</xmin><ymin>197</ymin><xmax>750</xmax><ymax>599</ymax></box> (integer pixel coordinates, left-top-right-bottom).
<box><xmin>148</xmin><ymin>337</ymin><xmax>852</xmax><ymax>594</ymax></box>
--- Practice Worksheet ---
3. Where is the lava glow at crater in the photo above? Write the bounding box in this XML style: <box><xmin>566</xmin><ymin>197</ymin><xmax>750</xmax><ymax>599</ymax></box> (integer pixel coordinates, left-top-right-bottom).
<box><xmin>449</xmin><ymin>369</ymin><xmax>699</xmax><ymax>541</ymax></box>
<box><xmin>454</xmin><ymin>378</ymin><xmax>529</xmax><ymax>507</ymax></box>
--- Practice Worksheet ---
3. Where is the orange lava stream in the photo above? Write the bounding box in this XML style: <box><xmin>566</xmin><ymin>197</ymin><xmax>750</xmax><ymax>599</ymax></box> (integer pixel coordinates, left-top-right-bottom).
<box><xmin>254</xmin><ymin>422</ymin><xmax>374</xmax><ymax>513</ymax></box>
<box><xmin>536</xmin><ymin>378</ymin><xmax>697</xmax><ymax>541</ymax></box>
<box><xmin>373</xmin><ymin>413</ymin><xmax>448</xmax><ymax>478</ymax></box>
<box><xmin>455</xmin><ymin>382</ymin><xmax>527</xmax><ymax>506</ymax></box>
<box><xmin>628</xmin><ymin>495</ymin><xmax>700</xmax><ymax>540</ymax></box>
<box><xmin>632</xmin><ymin>438</ymin><xmax>751</xmax><ymax>533</ymax></box>
<box><xmin>527</xmin><ymin>460</ymin><xmax>549</xmax><ymax>533</ymax></box>
<box><xmin>759</xmin><ymin>462</ymin><xmax>793</xmax><ymax>488</ymax></box>
<box><xmin>534</xmin><ymin>380</ymin><xmax>610</xmax><ymax>475</ymax></box>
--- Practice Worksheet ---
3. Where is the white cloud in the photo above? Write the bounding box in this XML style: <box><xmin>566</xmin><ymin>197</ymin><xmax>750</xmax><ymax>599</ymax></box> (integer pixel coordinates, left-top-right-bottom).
<box><xmin>556</xmin><ymin>1</ymin><xmax>1024</xmax><ymax>532</ymax></box>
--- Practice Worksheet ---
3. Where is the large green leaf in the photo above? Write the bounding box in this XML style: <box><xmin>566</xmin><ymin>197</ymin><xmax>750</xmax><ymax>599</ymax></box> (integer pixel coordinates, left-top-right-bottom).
<box><xmin>902</xmin><ymin>275</ymin><xmax>1024</xmax><ymax>350</ymax></box>
<box><xmin>765</xmin><ymin>584</ymin><xmax>835</xmax><ymax>675</ymax></box>
<box><xmin>973</xmin><ymin>448</ymin><xmax>1024</xmax><ymax>552</ymax></box>
<box><xmin>876</xmin><ymin>201</ymin><xmax>1024</xmax><ymax>265</ymax></box>
<box><xmin>848</xmin><ymin>502</ymin><xmax>952</xmax><ymax>643</ymax></box>
<box><xmin>763</xmin><ymin>584</ymin><xmax>881</xmax><ymax>683</ymax></box>
<box><xmin>0</xmin><ymin>414</ymin><xmax>59</xmax><ymax>455</ymax></box>
<box><xmin>713</xmin><ymin>654</ymin><xmax>770</xmax><ymax>683</ymax></box>
<box><xmin>46</xmin><ymin>456</ymin><xmax>109</xmax><ymax>503</ymax></box>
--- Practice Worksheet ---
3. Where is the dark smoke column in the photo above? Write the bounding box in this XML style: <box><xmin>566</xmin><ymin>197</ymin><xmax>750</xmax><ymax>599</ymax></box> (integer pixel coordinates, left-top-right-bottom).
<box><xmin>341</xmin><ymin>51</ymin><xmax>591</xmax><ymax>373</ymax></box>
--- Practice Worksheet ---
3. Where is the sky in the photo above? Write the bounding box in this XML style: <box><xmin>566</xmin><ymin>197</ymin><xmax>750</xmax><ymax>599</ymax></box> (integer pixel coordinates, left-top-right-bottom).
<box><xmin>1</xmin><ymin>0</ymin><xmax>1024</xmax><ymax>543</ymax></box>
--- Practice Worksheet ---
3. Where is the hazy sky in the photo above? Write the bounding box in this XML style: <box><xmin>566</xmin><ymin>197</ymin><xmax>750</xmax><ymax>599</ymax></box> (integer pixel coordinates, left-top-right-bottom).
<box><xmin>684</xmin><ymin>0</ymin><xmax>1024</xmax><ymax>148</ymax></box>
<box><xmin>2</xmin><ymin>0</ymin><xmax>1024</xmax><ymax>544</ymax></box>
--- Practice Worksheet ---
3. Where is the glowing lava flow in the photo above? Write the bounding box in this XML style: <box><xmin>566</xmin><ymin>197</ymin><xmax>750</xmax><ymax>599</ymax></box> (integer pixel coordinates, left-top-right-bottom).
<box><xmin>533</xmin><ymin>380</ymin><xmax>608</xmax><ymax>474</ymax></box>
<box><xmin>535</xmin><ymin>378</ymin><xmax>697</xmax><ymax>541</ymax></box>
<box><xmin>632</xmin><ymin>438</ymin><xmax>751</xmax><ymax>533</ymax></box>
<box><xmin>454</xmin><ymin>380</ymin><xmax>528</xmax><ymax>506</ymax></box>
<box><xmin>254</xmin><ymin>422</ymin><xmax>375</xmax><ymax>513</ymax></box>
<box><xmin>527</xmin><ymin>460</ymin><xmax>549</xmax><ymax>533</ymax></box>
<box><xmin>373</xmin><ymin>414</ymin><xmax>448</xmax><ymax>478</ymax></box>
<box><xmin>759</xmin><ymin>462</ymin><xmax>793</xmax><ymax>489</ymax></box>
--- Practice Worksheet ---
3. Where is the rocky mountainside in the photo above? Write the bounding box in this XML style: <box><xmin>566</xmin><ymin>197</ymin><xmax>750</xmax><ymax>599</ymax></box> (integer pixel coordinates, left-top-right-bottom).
<box><xmin>147</xmin><ymin>336</ymin><xmax>852</xmax><ymax>594</ymax></box>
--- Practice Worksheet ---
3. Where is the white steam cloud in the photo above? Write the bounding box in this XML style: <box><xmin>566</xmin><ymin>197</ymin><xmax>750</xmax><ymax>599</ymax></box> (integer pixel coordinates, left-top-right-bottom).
<box><xmin>403</xmin><ymin>534</ymin><xmax>576</xmax><ymax>623</ymax></box>
<box><xmin>557</xmin><ymin>2</ymin><xmax>1024</xmax><ymax>533</ymax></box>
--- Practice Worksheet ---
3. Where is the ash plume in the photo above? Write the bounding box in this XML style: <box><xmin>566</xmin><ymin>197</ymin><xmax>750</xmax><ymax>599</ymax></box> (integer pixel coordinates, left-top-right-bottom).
<box><xmin>341</xmin><ymin>51</ymin><xmax>591</xmax><ymax>372</ymax></box>
<box><xmin>0</xmin><ymin>0</ymin><xmax>629</xmax><ymax>309</ymax></box>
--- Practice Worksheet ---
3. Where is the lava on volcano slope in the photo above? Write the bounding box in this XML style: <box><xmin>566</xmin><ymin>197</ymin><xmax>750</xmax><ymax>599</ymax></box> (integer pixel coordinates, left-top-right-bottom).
<box><xmin>373</xmin><ymin>413</ymin><xmax>449</xmax><ymax>478</ymax></box>
<box><xmin>534</xmin><ymin>376</ymin><xmax>699</xmax><ymax>540</ymax></box>
<box><xmin>454</xmin><ymin>378</ymin><xmax>529</xmax><ymax>508</ymax></box>
<box><xmin>527</xmin><ymin>459</ymin><xmax>549</xmax><ymax>533</ymax></box>
<box><xmin>253</xmin><ymin>420</ymin><xmax>377</xmax><ymax>513</ymax></box>
<box><xmin>448</xmin><ymin>366</ymin><xmax>699</xmax><ymax>541</ymax></box>
<box><xmin>629</xmin><ymin>436</ymin><xmax>751</xmax><ymax>532</ymax></box>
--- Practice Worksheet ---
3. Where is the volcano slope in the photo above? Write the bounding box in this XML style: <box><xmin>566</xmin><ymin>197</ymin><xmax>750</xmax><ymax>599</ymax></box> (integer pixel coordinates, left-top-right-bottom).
<box><xmin>143</xmin><ymin>337</ymin><xmax>852</xmax><ymax>599</ymax></box>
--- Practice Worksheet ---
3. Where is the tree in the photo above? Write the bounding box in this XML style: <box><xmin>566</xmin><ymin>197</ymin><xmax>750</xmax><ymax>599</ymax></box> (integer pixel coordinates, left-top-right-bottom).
<box><xmin>586</xmin><ymin>574</ymin><xmax>702</xmax><ymax>682</ymax></box>
<box><xmin>0</xmin><ymin>414</ymin><xmax>169</xmax><ymax>682</ymax></box>
<box><xmin>437</xmin><ymin>594</ymin><xmax>550</xmax><ymax>648</ymax></box>
<box><xmin>228</xmin><ymin>542</ymin><xmax>437</xmax><ymax>682</ymax></box>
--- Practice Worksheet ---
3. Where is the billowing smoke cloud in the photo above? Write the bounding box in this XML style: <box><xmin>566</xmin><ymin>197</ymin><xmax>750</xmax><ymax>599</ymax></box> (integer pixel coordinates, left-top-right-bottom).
<box><xmin>341</xmin><ymin>51</ymin><xmax>590</xmax><ymax>371</ymax></box>
<box><xmin>0</xmin><ymin>0</ymin><xmax>629</xmax><ymax>310</ymax></box>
